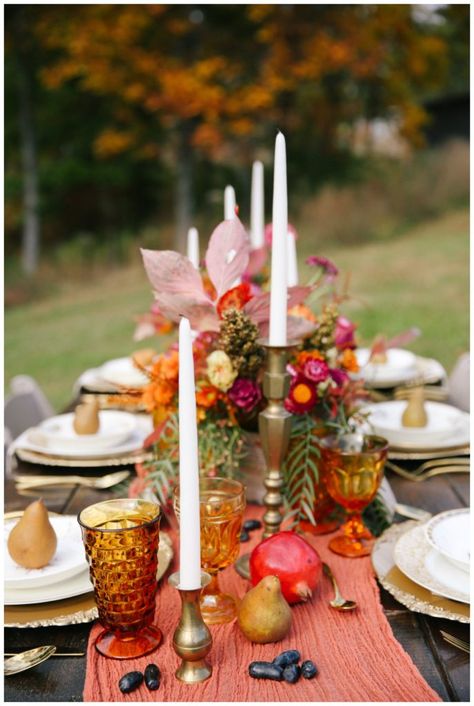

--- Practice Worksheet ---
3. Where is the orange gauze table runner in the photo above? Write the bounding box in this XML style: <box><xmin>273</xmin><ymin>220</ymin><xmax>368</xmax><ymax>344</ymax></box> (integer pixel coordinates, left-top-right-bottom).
<box><xmin>83</xmin><ymin>506</ymin><xmax>441</xmax><ymax>702</ymax></box>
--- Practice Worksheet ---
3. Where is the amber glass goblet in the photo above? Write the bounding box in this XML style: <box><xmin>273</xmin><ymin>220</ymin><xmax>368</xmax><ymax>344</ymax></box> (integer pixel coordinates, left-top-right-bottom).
<box><xmin>78</xmin><ymin>498</ymin><xmax>162</xmax><ymax>659</ymax></box>
<box><xmin>319</xmin><ymin>434</ymin><xmax>388</xmax><ymax>557</ymax></box>
<box><xmin>174</xmin><ymin>477</ymin><xmax>245</xmax><ymax>625</ymax></box>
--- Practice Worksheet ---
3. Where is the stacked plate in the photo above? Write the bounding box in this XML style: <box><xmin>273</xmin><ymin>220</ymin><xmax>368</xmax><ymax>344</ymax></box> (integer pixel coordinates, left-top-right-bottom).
<box><xmin>363</xmin><ymin>400</ymin><xmax>470</xmax><ymax>458</ymax></box>
<box><xmin>394</xmin><ymin>509</ymin><xmax>470</xmax><ymax>605</ymax></box>
<box><xmin>78</xmin><ymin>356</ymin><xmax>150</xmax><ymax>393</ymax></box>
<box><xmin>353</xmin><ymin>349</ymin><xmax>446</xmax><ymax>389</ymax></box>
<box><xmin>10</xmin><ymin>411</ymin><xmax>154</xmax><ymax>468</ymax></box>
<box><xmin>4</xmin><ymin>513</ymin><xmax>174</xmax><ymax>627</ymax></box>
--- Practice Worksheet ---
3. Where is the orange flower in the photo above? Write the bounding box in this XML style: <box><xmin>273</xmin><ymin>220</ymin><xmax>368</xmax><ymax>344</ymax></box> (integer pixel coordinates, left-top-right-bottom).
<box><xmin>217</xmin><ymin>283</ymin><xmax>253</xmax><ymax>317</ymax></box>
<box><xmin>196</xmin><ymin>385</ymin><xmax>219</xmax><ymax>409</ymax></box>
<box><xmin>296</xmin><ymin>349</ymin><xmax>324</xmax><ymax>367</ymax></box>
<box><xmin>340</xmin><ymin>348</ymin><xmax>359</xmax><ymax>373</ymax></box>
<box><xmin>142</xmin><ymin>379</ymin><xmax>176</xmax><ymax>411</ymax></box>
<box><xmin>293</xmin><ymin>382</ymin><xmax>314</xmax><ymax>405</ymax></box>
<box><xmin>160</xmin><ymin>351</ymin><xmax>179</xmax><ymax>381</ymax></box>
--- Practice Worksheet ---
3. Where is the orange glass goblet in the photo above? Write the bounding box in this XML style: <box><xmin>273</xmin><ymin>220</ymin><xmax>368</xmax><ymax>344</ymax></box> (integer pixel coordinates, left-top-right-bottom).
<box><xmin>319</xmin><ymin>434</ymin><xmax>388</xmax><ymax>557</ymax></box>
<box><xmin>78</xmin><ymin>498</ymin><xmax>162</xmax><ymax>659</ymax></box>
<box><xmin>174</xmin><ymin>477</ymin><xmax>245</xmax><ymax>625</ymax></box>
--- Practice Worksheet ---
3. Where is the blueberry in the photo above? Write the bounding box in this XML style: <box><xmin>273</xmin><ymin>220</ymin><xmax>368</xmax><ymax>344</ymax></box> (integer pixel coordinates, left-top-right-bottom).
<box><xmin>301</xmin><ymin>660</ymin><xmax>318</xmax><ymax>679</ymax></box>
<box><xmin>283</xmin><ymin>664</ymin><xmax>301</xmax><ymax>684</ymax></box>
<box><xmin>240</xmin><ymin>530</ymin><xmax>250</xmax><ymax>542</ymax></box>
<box><xmin>243</xmin><ymin>519</ymin><xmax>262</xmax><ymax>532</ymax></box>
<box><xmin>118</xmin><ymin>671</ymin><xmax>143</xmax><ymax>693</ymax></box>
<box><xmin>273</xmin><ymin>649</ymin><xmax>301</xmax><ymax>668</ymax></box>
<box><xmin>144</xmin><ymin>664</ymin><xmax>161</xmax><ymax>690</ymax></box>
<box><xmin>249</xmin><ymin>661</ymin><xmax>284</xmax><ymax>681</ymax></box>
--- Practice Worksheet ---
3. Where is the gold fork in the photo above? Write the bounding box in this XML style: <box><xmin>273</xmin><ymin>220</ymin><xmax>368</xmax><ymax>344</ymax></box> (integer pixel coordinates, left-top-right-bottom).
<box><xmin>386</xmin><ymin>460</ymin><xmax>469</xmax><ymax>482</ymax></box>
<box><xmin>14</xmin><ymin>470</ymin><xmax>130</xmax><ymax>490</ymax></box>
<box><xmin>440</xmin><ymin>630</ymin><xmax>470</xmax><ymax>654</ymax></box>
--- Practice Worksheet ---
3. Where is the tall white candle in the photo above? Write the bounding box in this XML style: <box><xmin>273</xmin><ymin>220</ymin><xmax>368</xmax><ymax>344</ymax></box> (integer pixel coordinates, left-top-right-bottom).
<box><xmin>269</xmin><ymin>132</ymin><xmax>288</xmax><ymax>346</ymax></box>
<box><xmin>287</xmin><ymin>230</ymin><xmax>299</xmax><ymax>287</ymax></box>
<box><xmin>178</xmin><ymin>316</ymin><xmax>202</xmax><ymax>590</ymax></box>
<box><xmin>186</xmin><ymin>227</ymin><xmax>200</xmax><ymax>269</ymax></box>
<box><xmin>250</xmin><ymin>161</ymin><xmax>264</xmax><ymax>249</ymax></box>
<box><xmin>224</xmin><ymin>185</ymin><xmax>236</xmax><ymax>220</ymax></box>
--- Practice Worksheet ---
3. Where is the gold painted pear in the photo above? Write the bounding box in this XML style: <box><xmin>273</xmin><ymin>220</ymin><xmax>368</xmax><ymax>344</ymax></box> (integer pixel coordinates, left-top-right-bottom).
<box><xmin>73</xmin><ymin>399</ymin><xmax>100</xmax><ymax>434</ymax></box>
<box><xmin>237</xmin><ymin>575</ymin><xmax>292</xmax><ymax>644</ymax></box>
<box><xmin>7</xmin><ymin>499</ymin><xmax>58</xmax><ymax>569</ymax></box>
<box><xmin>402</xmin><ymin>387</ymin><xmax>428</xmax><ymax>427</ymax></box>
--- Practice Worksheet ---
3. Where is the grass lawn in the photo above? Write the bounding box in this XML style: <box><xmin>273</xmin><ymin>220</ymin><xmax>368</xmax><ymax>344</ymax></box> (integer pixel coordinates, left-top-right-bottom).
<box><xmin>5</xmin><ymin>208</ymin><xmax>469</xmax><ymax>411</ymax></box>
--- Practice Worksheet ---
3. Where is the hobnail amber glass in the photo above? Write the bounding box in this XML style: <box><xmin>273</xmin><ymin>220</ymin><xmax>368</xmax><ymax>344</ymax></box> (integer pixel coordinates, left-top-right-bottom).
<box><xmin>78</xmin><ymin>498</ymin><xmax>162</xmax><ymax>659</ymax></box>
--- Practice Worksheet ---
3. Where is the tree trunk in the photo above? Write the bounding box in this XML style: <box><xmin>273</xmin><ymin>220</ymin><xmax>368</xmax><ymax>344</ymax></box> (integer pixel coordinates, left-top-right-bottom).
<box><xmin>174</xmin><ymin>123</ymin><xmax>193</xmax><ymax>253</ymax></box>
<box><xmin>17</xmin><ymin>54</ymin><xmax>40</xmax><ymax>276</ymax></box>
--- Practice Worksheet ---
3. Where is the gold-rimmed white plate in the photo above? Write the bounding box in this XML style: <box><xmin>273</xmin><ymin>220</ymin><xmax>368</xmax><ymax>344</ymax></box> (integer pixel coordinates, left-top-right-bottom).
<box><xmin>372</xmin><ymin>522</ymin><xmax>469</xmax><ymax>623</ymax></box>
<box><xmin>4</xmin><ymin>532</ymin><xmax>174</xmax><ymax>626</ymax></box>
<box><xmin>355</xmin><ymin>355</ymin><xmax>446</xmax><ymax>390</ymax></box>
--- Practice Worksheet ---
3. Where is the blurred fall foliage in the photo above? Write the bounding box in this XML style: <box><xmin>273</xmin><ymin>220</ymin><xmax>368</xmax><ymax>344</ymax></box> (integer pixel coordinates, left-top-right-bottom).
<box><xmin>4</xmin><ymin>4</ymin><xmax>469</xmax><ymax>269</ymax></box>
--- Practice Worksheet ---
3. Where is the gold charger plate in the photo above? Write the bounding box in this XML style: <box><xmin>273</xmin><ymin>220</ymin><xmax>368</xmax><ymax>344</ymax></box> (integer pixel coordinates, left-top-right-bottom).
<box><xmin>4</xmin><ymin>533</ymin><xmax>174</xmax><ymax>628</ymax></box>
<box><xmin>15</xmin><ymin>447</ymin><xmax>153</xmax><ymax>468</ymax></box>
<box><xmin>372</xmin><ymin>521</ymin><xmax>469</xmax><ymax>624</ymax></box>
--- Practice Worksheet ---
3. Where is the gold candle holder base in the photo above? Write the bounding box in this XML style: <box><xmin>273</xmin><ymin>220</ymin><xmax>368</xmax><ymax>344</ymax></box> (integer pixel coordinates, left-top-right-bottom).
<box><xmin>169</xmin><ymin>571</ymin><xmax>212</xmax><ymax>683</ymax></box>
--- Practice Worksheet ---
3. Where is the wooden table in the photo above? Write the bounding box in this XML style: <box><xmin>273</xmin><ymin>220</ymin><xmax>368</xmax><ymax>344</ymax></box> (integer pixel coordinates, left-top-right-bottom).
<box><xmin>4</xmin><ymin>465</ymin><xmax>470</xmax><ymax>702</ymax></box>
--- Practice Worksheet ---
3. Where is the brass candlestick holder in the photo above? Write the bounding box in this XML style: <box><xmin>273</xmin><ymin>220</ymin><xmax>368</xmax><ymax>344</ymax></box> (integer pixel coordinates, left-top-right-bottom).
<box><xmin>169</xmin><ymin>572</ymin><xmax>212</xmax><ymax>683</ymax></box>
<box><xmin>235</xmin><ymin>339</ymin><xmax>298</xmax><ymax>578</ymax></box>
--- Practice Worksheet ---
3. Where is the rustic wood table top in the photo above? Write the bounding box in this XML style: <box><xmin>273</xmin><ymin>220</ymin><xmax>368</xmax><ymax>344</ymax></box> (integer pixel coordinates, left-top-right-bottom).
<box><xmin>4</xmin><ymin>460</ymin><xmax>470</xmax><ymax>702</ymax></box>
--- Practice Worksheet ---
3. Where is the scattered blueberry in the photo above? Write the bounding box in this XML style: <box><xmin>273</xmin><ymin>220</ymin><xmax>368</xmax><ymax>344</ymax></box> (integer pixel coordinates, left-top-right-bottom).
<box><xmin>283</xmin><ymin>664</ymin><xmax>301</xmax><ymax>684</ymax></box>
<box><xmin>243</xmin><ymin>519</ymin><xmax>262</xmax><ymax>532</ymax></box>
<box><xmin>118</xmin><ymin>671</ymin><xmax>143</xmax><ymax>694</ymax></box>
<box><xmin>301</xmin><ymin>660</ymin><xmax>318</xmax><ymax>679</ymax></box>
<box><xmin>273</xmin><ymin>649</ymin><xmax>301</xmax><ymax>669</ymax></box>
<box><xmin>144</xmin><ymin>664</ymin><xmax>161</xmax><ymax>690</ymax></box>
<box><xmin>249</xmin><ymin>661</ymin><xmax>284</xmax><ymax>681</ymax></box>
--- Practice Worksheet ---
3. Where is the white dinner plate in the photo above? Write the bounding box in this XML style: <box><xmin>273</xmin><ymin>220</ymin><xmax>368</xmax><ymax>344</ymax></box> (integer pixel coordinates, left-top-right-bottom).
<box><xmin>38</xmin><ymin>411</ymin><xmax>137</xmax><ymax>453</ymax></box>
<box><xmin>13</xmin><ymin>415</ymin><xmax>154</xmax><ymax>460</ymax></box>
<box><xmin>394</xmin><ymin>523</ymin><xmax>470</xmax><ymax>604</ymax></box>
<box><xmin>354</xmin><ymin>348</ymin><xmax>417</xmax><ymax>385</ymax></box>
<box><xmin>4</xmin><ymin>567</ymin><xmax>94</xmax><ymax>606</ymax></box>
<box><xmin>5</xmin><ymin>515</ymin><xmax>88</xmax><ymax>590</ymax></box>
<box><xmin>363</xmin><ymin>401</ymin><xmax>469</xmax><ymax>448</ymax></box>
<box><xmin>425</xmin><ymin>509</ymin><xmax>470</xmax><ymax>573</ymax></box>
<box><xmin>99</xmin><ymin>357</ymin><xmax>150</xmax><ymax>388</ymax></box>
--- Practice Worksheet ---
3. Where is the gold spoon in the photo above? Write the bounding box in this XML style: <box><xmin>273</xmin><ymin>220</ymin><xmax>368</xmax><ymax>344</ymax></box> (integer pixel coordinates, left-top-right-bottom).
<box><xmin>4</xmin><ymin>646</ymin><xmax>57</xmax><ymax>676</ymax></box>
<box><xmin>323</xmin><ymin>563</ymin><xmax>357</xmax><ymax>612</ymax></box>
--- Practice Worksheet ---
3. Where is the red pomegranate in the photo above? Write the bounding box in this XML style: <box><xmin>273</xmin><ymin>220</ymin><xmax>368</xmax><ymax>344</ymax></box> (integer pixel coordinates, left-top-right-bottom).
<box><xmin>249</xmin><ymin>531</ymin><xmax>322</xmax><ymax>605</ymax></box>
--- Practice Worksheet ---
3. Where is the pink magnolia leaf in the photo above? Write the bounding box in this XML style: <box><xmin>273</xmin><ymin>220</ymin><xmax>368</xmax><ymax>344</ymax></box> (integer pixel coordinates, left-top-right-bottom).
<box><xmin>205</xmin><ymin>218</ymin><xmax>250</xmax><ymax>298</ymax></box>
<box><xmin>386</xmin><ymin>327</ymin><xmax>421</xmax><ymax>350</ymax></box>
<box><xmin>141</xmin><ymin>249</ymin><xmax>211</xmax><ymax>304</ymax></box>
<box><xmin>287</xmin><ymin>315</ymin><xmax>317</xmax><ymax>340</ymax></box>
<box><xmin>243</xmin><ymin>285</ymin><xmax>312</xmax><ymax>326</ymax></box>
<box><xmin>133</xmin><ymin>320</ymin><xmax>156</xmax><ymax>342</ymax></box>
<box><xmin>154</xmin><ymin>293</ymin><xmax>220</xmax><ymax>332</ymax></box>
<box><xmin>246</xmin><ymin>245</ymin><xmax>268</xmax><ymax>277</ymax></box>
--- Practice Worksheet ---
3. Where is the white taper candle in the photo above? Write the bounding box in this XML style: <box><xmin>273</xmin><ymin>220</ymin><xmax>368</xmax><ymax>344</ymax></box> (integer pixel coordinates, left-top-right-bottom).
<box><xmin>250</xmin><ymin>161</ymin><xmax>264</xmax><ymax>249</ymax></box>
<box><xmin>287</xmin><ymin>230</ymin><xmax>299</xmax><ymax>287</ymax></box>
<box><xmin>224</xmin><ymin>185</ymin><xmax>236</xmax><ymax>220</ymax></box>
<box><xmin>186</xmin><ymin>227</ymin><xmax>200</xmax><ymax>269</ymax></box>
<box><xmin>178</xmin><ymin>316</ymin><xmax>202</xmax><ymax>590</ymax></box>
<box><xmin>269</xmin><ymin>132</ymin><xmax>288</xmax><ymax>346</ymax></box>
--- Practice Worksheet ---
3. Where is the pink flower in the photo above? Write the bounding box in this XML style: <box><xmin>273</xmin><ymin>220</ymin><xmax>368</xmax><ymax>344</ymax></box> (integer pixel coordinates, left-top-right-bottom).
<box><xmin>228</xmin><ymin>378</ymin><xmax>262</xmax><ymax>413</ymax></box>
<box><xmin>306</xmin><ymin>256</ymin><xmax>338</xmax><ymax>280</ymax></box>
<box><xmin>265</xmin><ymin>222</ymin><xmax>297</xmax><ymax>247</ymax></box>
<box><xmin>335</xmin><ymin>316</ymin><xmax>357</xmax><ymax>349</ymax></box>
<box><xmin>329</xmin><ymin>368</ymin><xmax>349</xmax><ymax>386</ymax></box>
<box><xmin>303</xmin><ymin>357</ymin><xmax>330</xmax><ymax>383</ymax></box>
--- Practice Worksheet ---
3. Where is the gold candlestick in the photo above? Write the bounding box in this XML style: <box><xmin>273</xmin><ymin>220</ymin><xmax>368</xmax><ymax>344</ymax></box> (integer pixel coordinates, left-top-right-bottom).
<box><xmin>169</xmin><ymin>572</ymin><xmax>212</xmax><ymax>683</ymax></box>
<box><xmin>234</xmin><ymin>339</ymin><xmax>298</xmax><ymax>578</ymax></box>
<box><xmin>259</xmin><ymin>340</ymin><xmax>298</xmax><ymax>538</ymax></box>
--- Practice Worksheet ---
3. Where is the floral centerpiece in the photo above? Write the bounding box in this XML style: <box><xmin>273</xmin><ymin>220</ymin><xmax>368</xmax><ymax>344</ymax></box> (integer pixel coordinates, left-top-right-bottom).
<box><xmin>127</xmin><ymin>216</ymin><xmax>383</xmax><ymax>532</ymax></box>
